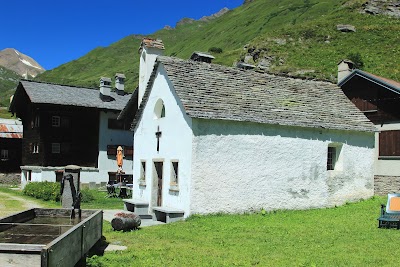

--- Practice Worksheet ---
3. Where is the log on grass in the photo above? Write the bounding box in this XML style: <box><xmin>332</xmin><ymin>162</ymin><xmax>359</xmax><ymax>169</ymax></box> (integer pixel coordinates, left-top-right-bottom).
<box><xmin>111</xmin><ymin>212</ymin><xmax>141</xmax><ymax>231</ymax></box>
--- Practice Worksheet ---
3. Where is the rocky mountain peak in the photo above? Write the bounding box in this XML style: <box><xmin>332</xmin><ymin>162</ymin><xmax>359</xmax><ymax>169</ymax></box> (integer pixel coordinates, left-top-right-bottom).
<box><xmin>199</xmin><ymin>7</ymin><xmax>230</xmax><ymax>22</ymax></box>
<box><xmin>175</xmin><ymin>7</ymin><xmax>230</xmax><ymax>28</ymax></box>
<box><xmin>0</xmin><ymin>48</ymin><xmax>45</xmax><ymax>78</ymax></box>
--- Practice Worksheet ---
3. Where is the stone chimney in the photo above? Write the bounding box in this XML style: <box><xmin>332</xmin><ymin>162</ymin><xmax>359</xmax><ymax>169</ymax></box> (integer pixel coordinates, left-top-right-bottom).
<box><xmin>337</xmin><ymin>59</ymin><xmax>355</xmax><ymax>84</ymax></box>
<box><xmin>190</xmin><ymin>52</ymin><xmax>215</xmax><ymax>63</ymax></box>
<box><xmin>115</xmin><ymin>73</ymin><xmax>126</xmax><ymax>95</ymax></box>
<box><xmin>100</xmin><ymin>77</ymin><xmax>112</xmax><ymax>101</ymax></box>
<box><xmin>138</xmin><ymin>38</ymin><xmax>165</xmax><ymax>107</ymax></box>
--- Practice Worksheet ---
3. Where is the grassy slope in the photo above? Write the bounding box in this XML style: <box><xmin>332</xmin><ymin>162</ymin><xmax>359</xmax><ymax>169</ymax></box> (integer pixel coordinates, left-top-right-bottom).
<box><xmin>251</xmin><ymin>1</ymin><xmax>400</xmax><ymax>81</ymax></box>
<box><xmin>36</xmin><ymin>0</ymin><xmax>399</xmax><ymax>93</ymax></box>
<box><xmin>36</xmin><ymin>36</ymin><xmax>143</xmax><ymax>92</ymax></box>
<box><xmin>0</xmin><ymin>67</ymin><xmax>20</xmax><ymax>108</ymax></box>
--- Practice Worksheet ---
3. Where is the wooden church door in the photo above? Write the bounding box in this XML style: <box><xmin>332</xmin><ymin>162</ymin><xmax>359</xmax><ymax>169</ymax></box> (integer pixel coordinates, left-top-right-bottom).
<box><xmin>154</xmin><ymin>162</ymin><xmax>163</xmax><ymax>206</ymax></box>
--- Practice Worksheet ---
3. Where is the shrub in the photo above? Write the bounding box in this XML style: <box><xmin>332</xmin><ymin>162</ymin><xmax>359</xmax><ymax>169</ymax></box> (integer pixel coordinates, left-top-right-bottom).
<box><xmin>347</xmin><ymin>52</ymin><xmax>364</xmax><ymax>69</ymax></box>
<box><xmin>302</xmin><ymin>29</ymin><xmax>317</xmax><ymax>39</ymax></box>
<box><xmin>80</xmin><ymin>188</ymin><xmax>95</xmax><ymax>203</ymax></box>
<box><xmin>208</xmin><ymin>47</ymin><xmax>223</xmax><ymax>53</ymax></box>
<box><xmin>23</xmin><ymin>181</ymin><xmax>61</xmax><ymax>202</ymax></box>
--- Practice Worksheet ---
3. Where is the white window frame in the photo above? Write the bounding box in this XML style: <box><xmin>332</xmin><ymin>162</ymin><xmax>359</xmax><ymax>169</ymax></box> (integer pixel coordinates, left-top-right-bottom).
<box><xmin>327</xmin><ymin>143</ymin><xmax>343</xmax><ymax>171</ymax></box>
<box><xmin>169</xmin><ymin>161</ymin><xmax>179</xmax><ymax>192</ymax></box>
<box><xmin>32</xmin><ymin>143</ymin><xmax>39</xmax><ymax>154</ymax></box>
<box><xmin>52</xmin><ymin>143</ymin><xmax>61</xmax><ymax>154</ymax></box>
<box><xmin>154</xmin><ymin>99</ymin><xmax>166</xmax><ymax>119</ymax></box>
<box><xmin>170</xmin><ymin>161</ymin><xmax>179</xmax><ymax>185</ymax></box>
<box><xmin>52</xmin><ymin>116</ymin><xmax>60</xmax><ymax>127</ymax></box>
<box><xmin>139</xmin><ymin>160</ymin><xmax>146</xmax><ymax>186</ymax></box>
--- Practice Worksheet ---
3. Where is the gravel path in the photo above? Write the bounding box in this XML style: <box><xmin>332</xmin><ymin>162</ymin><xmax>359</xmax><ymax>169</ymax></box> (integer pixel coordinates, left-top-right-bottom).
<box><xmin>0</xmin><ymin>191</ymin><xmax>43</xmax><ymax>217</ymax></box>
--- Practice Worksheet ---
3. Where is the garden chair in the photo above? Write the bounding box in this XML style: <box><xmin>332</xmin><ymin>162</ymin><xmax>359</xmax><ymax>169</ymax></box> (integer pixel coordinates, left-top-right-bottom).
<box><xmin>105</xmin><ymin>180</ymin><xmax>117</xmax><ymax>198</ymax></box>
<box><xmin>378</xmin><ymin>193</ymin><xmax>400</xmax><ymax>229</ymax></box>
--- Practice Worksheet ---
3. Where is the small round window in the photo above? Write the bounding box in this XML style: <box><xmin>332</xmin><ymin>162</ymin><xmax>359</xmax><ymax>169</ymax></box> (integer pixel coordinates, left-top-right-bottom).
<box><xmin>154</xmin><ymin>99</ymin><xmax>166</xmax><ymax>119</ymax></box>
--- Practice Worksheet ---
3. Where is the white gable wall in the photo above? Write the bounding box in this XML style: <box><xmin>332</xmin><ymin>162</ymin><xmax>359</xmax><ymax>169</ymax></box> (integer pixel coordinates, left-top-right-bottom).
<box><xmin>133</xmin><ymin>65</ymin><xmax>193</xmax><ymax>212</ymax></box>
<box><xmin>190</xmin><ymin>119</ymin><xmax>374</xmax><ymax>215</ymax></box>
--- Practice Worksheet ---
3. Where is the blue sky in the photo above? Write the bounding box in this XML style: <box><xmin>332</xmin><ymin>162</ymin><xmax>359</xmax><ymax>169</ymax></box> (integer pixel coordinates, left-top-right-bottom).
<box><xmin>2</xmin><ymin>0</ymin><xmax>243</xmax><ymax>70</ymax></box>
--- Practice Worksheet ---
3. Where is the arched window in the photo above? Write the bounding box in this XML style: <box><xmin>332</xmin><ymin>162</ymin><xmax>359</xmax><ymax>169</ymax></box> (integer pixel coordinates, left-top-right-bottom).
<box><xmin>154</xmin><ymin>99</ymin><xmax>166</xmax><ymax>119</ymax></box>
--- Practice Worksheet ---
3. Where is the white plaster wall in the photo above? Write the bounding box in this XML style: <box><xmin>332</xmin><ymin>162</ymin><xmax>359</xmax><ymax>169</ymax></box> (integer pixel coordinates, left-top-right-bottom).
<box><xmin>20</xmin><ymin>166</ymin><xmax>99</xmax><ymax>188</ymax></box>
<box><xmin>98</xmin><ymin>111</ymin><xmax>133</xmax><ymax>183</ymax></box>
<box><xmin>79</xmin><ymin>168</ymin><xmax>100</xmax><ymax>184</ymax></box>
<box><xmin>133</xmin><ymin>65</ymin><xmax>193</xmax><ymax>213</ymax></box>
<box><xmin>190</xmin><ymin>119</ymin><xmax>375</xmax><ymax>215</ymax></box>
<box><xmin>20</xmin><ymin>170</ymin><xmax>29</xmax><ymax>188</ymax></box>
<box><xmin>374</xmin><ymin>122</ymin><xmax>400</xmax><ymax>176</ymax></box>
<box><xmin>20</xmin><ymin>167</ymin><xmax>57</xmax><ymax>188</ymax></box>
<box><xmin>41</xmin><ymin>170</ymin><xmax>56</xmax><ymax>182</ymax></box>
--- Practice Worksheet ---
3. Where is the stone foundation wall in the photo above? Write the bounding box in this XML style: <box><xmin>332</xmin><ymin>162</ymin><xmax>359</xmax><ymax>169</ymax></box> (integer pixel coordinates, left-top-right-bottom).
<box><xmin>374</xmin><ymin>175</ymin><xmax>400</xmax><ymax>195</ymax></box>
<box><xmin>0</xmin><ymin>173</ymin><xmax>20</xmax><ymax>185</ymax></box>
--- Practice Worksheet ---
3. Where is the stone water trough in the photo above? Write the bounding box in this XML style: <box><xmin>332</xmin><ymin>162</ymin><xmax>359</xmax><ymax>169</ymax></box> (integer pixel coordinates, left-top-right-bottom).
<box><xmin>0</xmin><ymin>208</ymin><xmax>102</xmax><ymax>267</ymax></box>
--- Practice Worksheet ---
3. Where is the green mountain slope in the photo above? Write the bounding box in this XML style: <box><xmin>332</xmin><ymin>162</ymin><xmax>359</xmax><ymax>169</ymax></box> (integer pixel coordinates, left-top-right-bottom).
<box><xmin>36</xmin><ymin>0</ymin><xmax>399</xmax><ymax>92</ymax></box>
<box><xmin>0</xmin><ymin>67</ymin><xmax>20</xmax><ymax>118</ymax></box>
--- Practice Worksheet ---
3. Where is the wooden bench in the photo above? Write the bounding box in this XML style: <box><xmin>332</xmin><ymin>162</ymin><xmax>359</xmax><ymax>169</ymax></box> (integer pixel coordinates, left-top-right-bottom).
<box><xmin>153</xmin><ymin>207</ymin><xmax>184</xmax><ymax>223</ymax></box>
<box><xmin>123</xmin><ymin>199</ymin><xmax>151</xmax><ymax>219</ymax></box>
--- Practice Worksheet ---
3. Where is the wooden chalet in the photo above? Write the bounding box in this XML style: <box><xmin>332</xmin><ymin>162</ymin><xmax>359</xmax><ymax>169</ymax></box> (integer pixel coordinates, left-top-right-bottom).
<box><xmin>0</xmin><ymin>119</ymin><xmax>22</xmax><ymax>172</ymax></box>
<box><xmin>338</xmin><ymin>60</ymin><xmax>400</xmax><ymax>194</ymax></box>
<box><xmin>9</xmin><ymin>78</ymin><xmax>133</xmax><ymax>185</ymax></box>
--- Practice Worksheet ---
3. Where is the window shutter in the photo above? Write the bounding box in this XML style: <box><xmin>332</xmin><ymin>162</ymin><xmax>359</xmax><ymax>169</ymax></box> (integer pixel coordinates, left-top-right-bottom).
<box><xmin>379</xmin><ymin>130</ymin><xmax>400</xmax><ymax>156</ymax></box>
<box><xmin>124</xmin><ymin>146</ymin><xmax>133</xmax><ymax>156</ymax></box>
<box><xmin>107</xmin><ymin>145</ymin><xmax>117</xmax><ymax>155</ymax></box>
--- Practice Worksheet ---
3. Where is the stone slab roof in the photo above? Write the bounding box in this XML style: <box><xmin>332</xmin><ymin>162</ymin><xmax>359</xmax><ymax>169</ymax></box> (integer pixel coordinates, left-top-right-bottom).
<box><xmin>191</xmin><ymin>52</ymin><xmax>215</xmax><ymax>59</ymax></box>
<box><xmin>118</xmin><ymin>89</ymin><xmax>138</xmax><ymax>120</ymax></box>
<box><xmin>133</xmin><ymin>56</ymin><xmax>375</xmax><ymax>133</ymax></box>
<box><xmin>339</xmin><ymin>69</ymin><xmax>400</xmax><ymax>93</ymax></box>
<box><xmin>14</xmin><ymin>80</ymin><xmax>131</xmax><ymax>111</ymax></box>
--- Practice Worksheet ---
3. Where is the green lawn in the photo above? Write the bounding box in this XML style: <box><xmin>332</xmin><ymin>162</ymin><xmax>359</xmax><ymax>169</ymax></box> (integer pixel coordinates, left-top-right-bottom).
<box><xmin>1</xmin><ymin>186</ymin><xmax>397</xmax><ymax>266</ymax></box>
<box><xmin>0</xmin><ymin>186</ymin><xmax>125</xmax><ymax>210</ymax></box>
<box><xmin>81</xmin><ymin>189</ymin><xmax>127</xmax><ymax>210</ymax></box>
<box><xmin>0</xmin><ymin>191</ymin><xmax>26</xmax><ymax>217</ymax></box>
<box><xmin>88</xmin><ymin>196</ymin><xmax>400</xmax><ymax>267</ymax></box>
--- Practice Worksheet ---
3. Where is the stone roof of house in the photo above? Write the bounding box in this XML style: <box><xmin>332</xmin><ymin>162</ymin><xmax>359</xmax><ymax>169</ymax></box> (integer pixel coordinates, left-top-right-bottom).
<box><xmin>11</xmin><ymin>80</ymin><xmax>131</xmax><ymax>111</ymax></box>
<box><xmin>118</xmin><ymin>89</ymin><xmax>138</xmax><ymax>120</ymax></box>
<box><xmin>190</xmin><ymin>52</ymin><xmax>215</xmax><ymax>59</ymax></box>
<box><xmin>338</xmin><ymin>69</ymin><xmax>400</xmax><ymax>93</ymax></box>
<box><xmin>133</xmin><ymin>56</ymin><xmax>375</xmax><ymax>132</ymax></box>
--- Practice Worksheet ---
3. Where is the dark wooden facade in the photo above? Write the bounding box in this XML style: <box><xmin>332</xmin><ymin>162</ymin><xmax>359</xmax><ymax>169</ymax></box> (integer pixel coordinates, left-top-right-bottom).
<box><xmin>0</xmin><ymin>138</ymin><xmax>22</xmax><ymax>172</ymax></box>
<box><xmin>341</xmin><ymin>73</ymin><xmax>400</xmax><ymax>157</ymax></box>
<box><xmin>342</xmin><ymin>76</ymin><xmax>400</xmax><ymax>124</ymax></box>
<box><xmin>22</xmin><ymin>105</ymin><xmax>99</xmax><ymax>167</ymax></box>
<box><xmin>13</xmin><ymin>88</ymin><xmax>100</xmax><ymax>167</ymax></box>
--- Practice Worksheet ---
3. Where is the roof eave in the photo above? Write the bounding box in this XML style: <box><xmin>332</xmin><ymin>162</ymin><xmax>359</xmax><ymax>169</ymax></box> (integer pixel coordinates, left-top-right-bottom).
<box><xmin>338</xmin><ymin>69</ymin><xmax>400</xmax><ymax>94</ymax></box>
